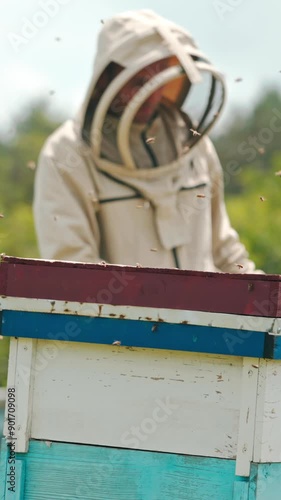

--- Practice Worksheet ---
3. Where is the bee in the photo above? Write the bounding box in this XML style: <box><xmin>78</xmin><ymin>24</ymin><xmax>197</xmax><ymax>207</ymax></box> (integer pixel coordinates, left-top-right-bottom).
<box><xmin>151</xmin><ymin>325</ymin><xmax>158</xmax><ymax>332</ymax></box>
<box><xmin>190</xmin><ymin>129</ymin><xmax>201</xmax><ymax>137</ymax></box>
<box><xmin>145</xmin><ymin>137</ymin><xmax>156</xmax><ymax>144</ymax></box>
<box><xmin>275</xmin><ymin>170</ymin><xmax>281</xmax><ymax>177</ymax></box>
<box><xmin>259</xmin><ymin>196</ymin><xmax>266</xmax><ymax>202</ymax></box>
<box><xmin>236</xmin><ymin>264</ymin><xmax>244</xmax><ymax>269</ymax></box>
<box><xmin>136</xmin><ymin>201</ymin><xmax>150</xmax><ymax>209</ymax></box>
<box><xmin>150</xmin><ymin>248</ymin><xmax>158</xmax><ymax>252</ymax></box>
<box><xmin>234</xmin><ymin>77</ymin><xmax>243</xmax><ymax>83</ymax></box>
<box><xmin>196</xmin><ymin>194</ymin><xmax>206</xmax><ymax>198</ymax></box>
<box><xmin>0</xmin><ymin>214</ymin><xmax>4</xmax><ymax>219</ymax></box>
<box><xmin>112</xmin><ymin>340</ymin><xmax>121</xmax><ymax>346</ymax></box>
<box><xmin>27</xmin><ymin>160</ymin><xmax>36</xmax><ymax>170</ymax></box>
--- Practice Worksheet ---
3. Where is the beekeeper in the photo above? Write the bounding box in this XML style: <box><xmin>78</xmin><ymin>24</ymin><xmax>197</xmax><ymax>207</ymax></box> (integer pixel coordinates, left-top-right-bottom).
<box><xmin>33</xmin><ymin>9</ymin><xmax>258</xmax><ymax>272</ymax></box>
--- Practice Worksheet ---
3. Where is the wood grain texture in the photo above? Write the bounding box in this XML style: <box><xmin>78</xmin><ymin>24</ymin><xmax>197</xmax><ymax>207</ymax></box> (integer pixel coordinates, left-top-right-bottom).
<box><xmin>0</xmin><ymin>438</ymin><xmax>7</xmax><ymax>499</ymax></box>
<box><xmin>249</xmin><ymin>463</ymin><xmax>281</xmax><ymax>500</ymax></box>
<box><xmin>1</xmin><ymin>439</ymin><xmax>237</xmax><ymax>500</ymax></box>
<box><xmin>1</xmin><ymin>310</ymin><xmax>267</xmax><ymax>358</ymax></box>
<box><xmin>1</xmin><ymin>296</ymin><xmax>279</xmax><ymax>333</ymax></box>
<box><xmin>253</xmin><ymin>360</ymin><xmax>281</xmax><ymax>463</ymax></box>
<box><xmin>4</xmin><ymin>338</ymin><xmax>37</xmax><ymax>453</ymax></box>
<box><xmin>0</xmin><ymin>256</ymin><xmax>280</xmax><ymax>316</ymax></box>
<box><xmin>235</xmin><ymin>358</ymin><xmax>259</xmax><ymax>477</ymax></box>
<box><xmin>5</xmin><ymin>460</ymin><xmax>25</xmax><ymax>500</ymax></box>
<box><xmin>30</xmin><ymin>341</ymin><xmax>242</xmax><ymax>459</ymax></box>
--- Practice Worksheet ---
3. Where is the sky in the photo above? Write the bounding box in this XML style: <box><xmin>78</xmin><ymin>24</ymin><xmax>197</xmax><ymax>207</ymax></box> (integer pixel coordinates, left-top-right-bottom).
<box><xmin>1</xmin><ymin>0</ymin><xmax>281</xmax><ymax>136</ymax></box>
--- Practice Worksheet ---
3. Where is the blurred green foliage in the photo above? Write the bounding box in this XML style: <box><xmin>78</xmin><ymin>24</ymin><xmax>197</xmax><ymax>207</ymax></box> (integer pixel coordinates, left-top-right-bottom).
<box><xmin>0</xmin><ymin>102</ymin><xmax>60</xmax><ymax>386</ymax></box>
<box><xmin>0</xmin><ymin>91</ymin><xmax>281</xmax><ymax>385</ymax></box>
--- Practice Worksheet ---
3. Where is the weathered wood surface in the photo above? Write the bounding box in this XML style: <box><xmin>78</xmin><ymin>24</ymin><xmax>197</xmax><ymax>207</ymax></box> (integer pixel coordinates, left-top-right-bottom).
<box><xmin>1</xmin><ymin>255</ymin><xmax>281</xmax><ymax>316</ymax></box>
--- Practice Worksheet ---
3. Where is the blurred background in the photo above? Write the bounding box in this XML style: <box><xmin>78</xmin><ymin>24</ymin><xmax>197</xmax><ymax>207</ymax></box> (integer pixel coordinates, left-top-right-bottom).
<box><xmin>0</xmin><ymin>0</ymin><xmax>281</xmax><ymax>391</ymax></box>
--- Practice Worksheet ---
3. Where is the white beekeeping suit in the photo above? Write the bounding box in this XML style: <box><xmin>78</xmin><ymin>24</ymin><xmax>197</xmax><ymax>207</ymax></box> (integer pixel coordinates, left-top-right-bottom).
<box><xmin>33</xmin><ymin>9</ymin><xmax>259</xmax><ymax>273</ymax></box>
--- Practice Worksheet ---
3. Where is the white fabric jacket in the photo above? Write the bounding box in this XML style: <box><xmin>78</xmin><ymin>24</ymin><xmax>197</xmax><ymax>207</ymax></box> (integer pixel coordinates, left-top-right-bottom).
<box><xmin>33</xmin><ymin>9</ymin><xmax>258</xmax><ymax>273</ymax></box>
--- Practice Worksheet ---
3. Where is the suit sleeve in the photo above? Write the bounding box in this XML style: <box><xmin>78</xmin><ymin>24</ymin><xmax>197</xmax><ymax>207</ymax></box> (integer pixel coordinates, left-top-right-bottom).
<box><xmin>205</xmin><ymin>138</ymin><xmax>263</xmax><ymax>274</ymax></box>
<box><xmin>33</xmin><ymin>149</ymin><xmax>102</xmax><ymax>263</ymax></box>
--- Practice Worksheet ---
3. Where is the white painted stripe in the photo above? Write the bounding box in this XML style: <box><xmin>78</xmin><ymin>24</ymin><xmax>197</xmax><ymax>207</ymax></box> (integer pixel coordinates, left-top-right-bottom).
<box><xmin>235</xmin><ymin>357</ymin><xmax>259</xmax><ymax>476</ymax></box>
<box><xmin>0</xmin><ymin>296</ymin><xmax>278</xmax><ymax>334</ymax></box>
<box><xmin>31</xmin><ymin>341</ymin><xmax>242</xmax><ymax>459</ymax></box>
<box><xmin>4</xmin><ymin>338</ymin><xmax>37</xmax><ymax>453</ymax></box>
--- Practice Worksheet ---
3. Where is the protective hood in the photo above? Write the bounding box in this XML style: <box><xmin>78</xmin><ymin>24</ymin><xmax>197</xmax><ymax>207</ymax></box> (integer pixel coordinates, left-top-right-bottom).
<box><xmin>80</xmin><ymin>9</ymin><xmax>226</xmax><ymax>173</ymax></box>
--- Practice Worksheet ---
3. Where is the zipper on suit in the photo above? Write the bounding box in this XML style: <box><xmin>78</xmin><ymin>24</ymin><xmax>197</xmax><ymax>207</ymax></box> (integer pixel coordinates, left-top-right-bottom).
<box><xmin>141</xmin><ymin>120</ymin><xmax>181</xmax><ymax>269</ymax></box>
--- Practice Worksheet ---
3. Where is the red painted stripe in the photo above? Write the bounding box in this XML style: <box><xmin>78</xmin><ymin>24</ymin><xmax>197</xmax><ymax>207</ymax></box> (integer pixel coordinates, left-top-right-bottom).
<box><xmin>0</xmin><ymin>256</ymin><xmax>280</xmax><ymax>317</ymax></box>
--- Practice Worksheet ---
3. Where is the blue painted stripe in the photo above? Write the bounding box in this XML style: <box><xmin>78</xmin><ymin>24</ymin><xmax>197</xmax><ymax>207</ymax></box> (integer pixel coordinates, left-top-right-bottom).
<box><xmin>1</xmin><ymin>439</ymin><xmax>237</xmax><ymax>500</ymax></box>
<box><xmin>1</xmin><ymin>310</ymin><xmax>267</xmax><ymax>358</ymax></box>
<box><xmin>266</xmin><ymin>335</ymin><xmax>281</xmax><ymax>361</ymax></box>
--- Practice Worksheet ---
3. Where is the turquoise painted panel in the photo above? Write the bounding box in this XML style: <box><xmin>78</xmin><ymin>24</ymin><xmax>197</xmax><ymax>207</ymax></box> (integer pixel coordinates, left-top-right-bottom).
<box><xmin>233</xmin><ymin>478</ymin><xmax>250</xmax><ymax>499</ymax></box>
<box><xmin>0</xmin><ymin>439</ymin><xmax>8</xmax><ymax>499</ymax></box>
<box><xmin>249</xmin><ymin>463</ymin><xmax>281</xmax><ymax>500</ymax></box>
<box><xmin>5</xmin><ymin>460</ymin><xmax>25</xmax><ymax>500</ymax></box>
<box><xmin>1</xmin><ymin>439</ymin><xmax>237</xmax><ymax>500</ymax></box>
<box><xmin>0</xmin><ymin>441</ymin><xmax>26</xmax><ymax>500</ymax></box>
<box><xmin>1</xmin><ymin>310</ymin><xmax>267</xmax><ymax>358</ymax></box>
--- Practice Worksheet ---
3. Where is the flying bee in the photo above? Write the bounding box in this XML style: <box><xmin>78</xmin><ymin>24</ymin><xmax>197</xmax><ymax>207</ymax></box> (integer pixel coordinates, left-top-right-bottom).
<box><xmin>190</xmin><ymin>129</ymin><xmax>201</xmax><ymax>137</ymax></box>
<box><xmin>236</xmin><ymin>264</ymin><xmax>244</xmax><ymax>269</ymax></box>
<box><xmin>145</xmin><ymin>137</ymin><xmax>156</xmax><ymax>144</ymax></box>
